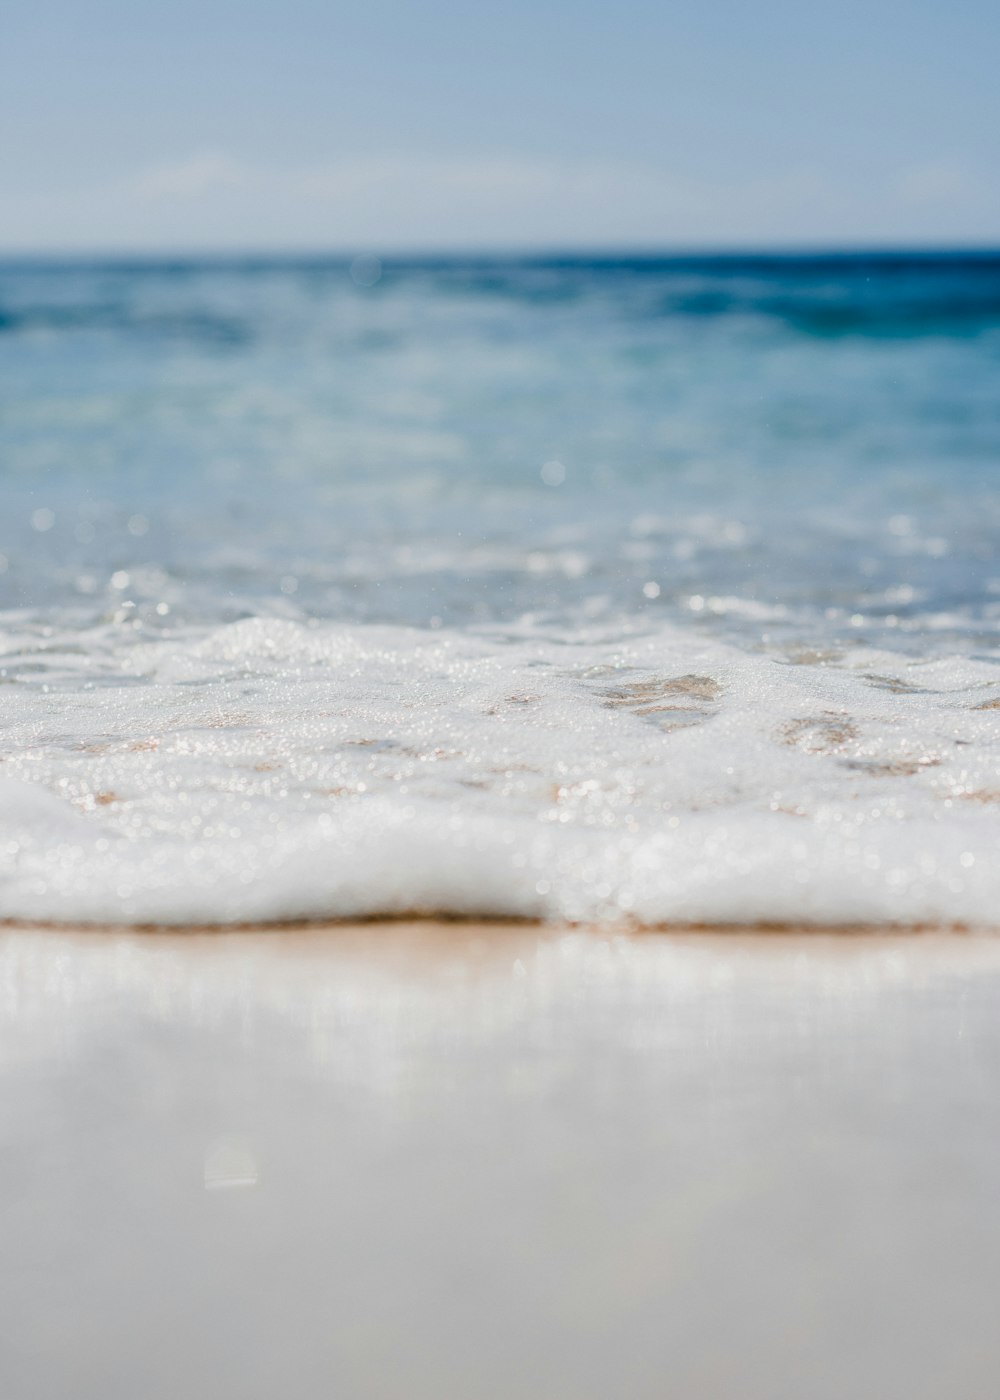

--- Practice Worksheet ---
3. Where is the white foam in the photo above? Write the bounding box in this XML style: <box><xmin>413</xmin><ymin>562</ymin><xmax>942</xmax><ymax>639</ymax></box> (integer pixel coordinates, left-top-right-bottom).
<box><xmin>0</xmin><ymin>616</ymin><xmax>998</xmax><ymax>926</ymax></box>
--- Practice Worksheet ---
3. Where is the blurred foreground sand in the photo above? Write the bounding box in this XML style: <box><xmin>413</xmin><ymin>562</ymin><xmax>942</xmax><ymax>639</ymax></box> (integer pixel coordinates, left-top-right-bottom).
<box><xmin>3</xmin><ymin>920</ymin><xmax>1000</xmax><ymax>1400</ymax></box>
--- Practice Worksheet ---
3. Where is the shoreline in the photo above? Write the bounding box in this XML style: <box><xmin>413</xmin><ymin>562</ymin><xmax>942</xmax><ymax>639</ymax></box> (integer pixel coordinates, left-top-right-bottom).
<box><xmin>1</xmin><ymin>913</ymin><xmax>994</xmax><ymax>936</ymax></box>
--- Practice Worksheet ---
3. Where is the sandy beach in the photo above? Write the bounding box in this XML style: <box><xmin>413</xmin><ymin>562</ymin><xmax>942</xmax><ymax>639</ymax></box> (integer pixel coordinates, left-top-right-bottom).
<box><xmin>4</xmin><ymin>3</ymin><xmax>999</xmax><ymax>1393</ymax></box>
<box><xmin>4</xmin><ymin>919</ymin><xmax>1000</xmax><ymax>1399</ymax></box>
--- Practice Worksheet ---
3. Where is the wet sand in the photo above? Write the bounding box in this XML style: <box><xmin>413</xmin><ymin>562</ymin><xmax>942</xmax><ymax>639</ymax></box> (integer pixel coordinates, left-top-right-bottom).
<box><xmin>3</xmin><ymin>920</ymin><xmax>1000</xmax><ymax>1399</ymax></box>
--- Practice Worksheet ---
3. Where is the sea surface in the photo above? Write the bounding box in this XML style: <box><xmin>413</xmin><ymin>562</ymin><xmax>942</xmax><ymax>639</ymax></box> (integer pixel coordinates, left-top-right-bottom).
<box><xmin>1</xmin><ymin>252</ymin><xmax>998</xmax><ymax>925</ymax></box>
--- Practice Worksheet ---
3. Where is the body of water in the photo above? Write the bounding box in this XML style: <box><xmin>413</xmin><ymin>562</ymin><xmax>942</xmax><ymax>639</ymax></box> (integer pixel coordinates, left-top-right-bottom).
<box><xmin>1</xmin><ymin>253</ymin><xmax>998</xmax><ymax>924</ymax></box>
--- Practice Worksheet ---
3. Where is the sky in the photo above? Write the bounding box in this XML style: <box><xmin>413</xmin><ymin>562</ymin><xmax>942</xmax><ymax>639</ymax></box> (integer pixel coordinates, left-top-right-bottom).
<box><xmin>2</xmin><ymin>0</ymin><xmax>998</xmax><ymax>251</ymax></box>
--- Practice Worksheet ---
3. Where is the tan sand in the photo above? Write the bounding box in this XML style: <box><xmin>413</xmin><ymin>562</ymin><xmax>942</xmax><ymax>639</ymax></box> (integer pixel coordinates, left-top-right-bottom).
<box><xmin>3</xmin><ymin>919</ymin><xmax>1000</xmax><ymax>1399</ymax></box>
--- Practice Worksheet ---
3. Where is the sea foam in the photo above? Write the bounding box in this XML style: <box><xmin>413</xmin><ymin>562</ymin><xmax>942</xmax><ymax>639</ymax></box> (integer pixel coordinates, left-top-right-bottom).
<box><xmin>0</xmin><ymin>616</ymin><xmax>997</xmax><ymax>927</ymax></box>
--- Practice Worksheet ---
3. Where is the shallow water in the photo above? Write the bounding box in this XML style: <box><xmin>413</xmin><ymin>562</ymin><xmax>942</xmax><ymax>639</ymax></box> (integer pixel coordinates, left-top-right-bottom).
<box><xmin>1</xmin><ymin>254</ymin><xmax>998</xmax><ymax>924</ymax></box>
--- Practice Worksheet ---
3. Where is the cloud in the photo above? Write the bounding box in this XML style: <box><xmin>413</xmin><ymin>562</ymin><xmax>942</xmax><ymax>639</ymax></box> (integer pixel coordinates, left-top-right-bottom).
<box><xmin>125</xmin><ymin>151</ymin><xmax>863</xmax><ymax>247</ymax></box>
<box><xmin>2</xmin><ymin>149</ymin><xmax>997</xmax><ymax>250</ymax></box>
<box><xmin>132</xmin><ymin>151</ymin><xmax>711</xmax><ymax>226</ymax></box>
<box><xmin>892</xmin><ymin>161</ymin><xmax>976</xmax><ymax>208</ymax></box>
<box><xmin>116</xmin><ymin>151</ymin><xmax>721</xmax><ymax>247</ymax></box>
<box><xmin>135</xmin><ymin>152</ymin><xmax>248</xmax><ymax>200</ymax></box>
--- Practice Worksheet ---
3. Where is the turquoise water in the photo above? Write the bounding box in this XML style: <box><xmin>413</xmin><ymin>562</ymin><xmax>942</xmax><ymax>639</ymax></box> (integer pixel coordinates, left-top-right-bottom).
<box><xmin>3</xmin><ymin>253</ymin><xmax>999</xmax><ymax>643</ymax></box>
<box><xmin>1</xmin><ymin>254</ymin><xmax>998</xmax><ymax>924</ymax></box>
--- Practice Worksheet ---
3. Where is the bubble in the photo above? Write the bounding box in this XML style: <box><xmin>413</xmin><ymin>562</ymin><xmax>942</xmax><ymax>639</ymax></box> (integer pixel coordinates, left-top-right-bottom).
<box><xmin>204</xmin><ymin>1137</ymin><xmax>259</xmax><ymax>1191</ymax></box>
<box><xmin>349</xmin><ymin>254</ymin><xmax>382</xmax><ymax>288</ymax></box>
<box><xmin>127</xmin><ymin>514</ymin><xmax>149</xmax><ymax>536</ymax></box>
<box><xmin>540</xmin><ymin>460</ymin><xmax>566</xmax><ymax>487</ymax></box>
<box><xmin>31</xmin><ymin>508</ymin><xmax>55</xmax><ymax>532</ymax></box>
<box><xmin>642</xmin><ymin>581</ymin><xmax>661</xmax><ymax>599</ymax></box>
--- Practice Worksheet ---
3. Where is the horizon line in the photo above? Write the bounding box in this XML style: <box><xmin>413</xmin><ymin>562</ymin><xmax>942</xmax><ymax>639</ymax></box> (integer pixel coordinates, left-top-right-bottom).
<box><xmin>2</xmin><ymin>241</ymin><xmax>1000</xmax><ymax>264</ymax></box>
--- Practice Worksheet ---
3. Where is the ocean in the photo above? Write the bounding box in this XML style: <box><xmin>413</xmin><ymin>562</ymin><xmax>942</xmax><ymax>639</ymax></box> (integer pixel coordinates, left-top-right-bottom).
<box><xmin>1</xmin><ymin>252</ymin><xmax>998</xmax><ymax>925</ymax></box>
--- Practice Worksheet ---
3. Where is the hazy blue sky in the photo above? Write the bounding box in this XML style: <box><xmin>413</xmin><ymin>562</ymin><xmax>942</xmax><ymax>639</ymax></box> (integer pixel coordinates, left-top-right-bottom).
<box><xmin>2</xmin><ymin>0</ymin><xmax>998</xmax><ymax>250</ymax></box>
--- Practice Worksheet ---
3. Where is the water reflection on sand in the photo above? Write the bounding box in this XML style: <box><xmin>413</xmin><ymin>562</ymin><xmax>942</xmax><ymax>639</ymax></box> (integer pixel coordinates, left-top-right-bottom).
<box><xmin>2</xmin><ymin>924</ymin><xmax>1000</xmax><ymax>1399</ymax></box>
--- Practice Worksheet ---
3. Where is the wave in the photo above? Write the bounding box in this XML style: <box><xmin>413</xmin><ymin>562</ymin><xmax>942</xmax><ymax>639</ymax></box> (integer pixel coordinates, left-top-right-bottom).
<box><xmin>0</xmin><ymin>616</ymin><xmax>997</xmax><ymax>927</ymax></box>
<box><xmin>3</xmin><ymin>252</ymin><xmax>1000</xmax><ymax>345</ymax></box>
